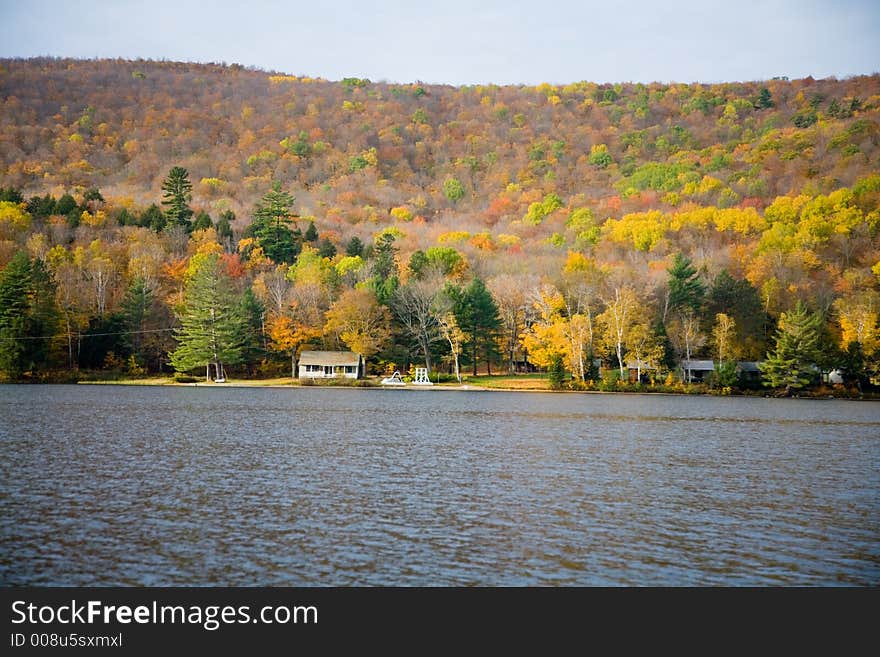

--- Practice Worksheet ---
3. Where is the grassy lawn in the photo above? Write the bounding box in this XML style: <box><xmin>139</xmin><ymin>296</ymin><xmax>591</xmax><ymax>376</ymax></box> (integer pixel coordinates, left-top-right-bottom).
<box><xmin>76</xmin><ymin>373</ymin><xmax>555</xmax><ymax>391</ymax></box>
<box><xmin>460</xmin><ymin>373</ymin><xmax>551</xmax><ymax>390</ymax></box>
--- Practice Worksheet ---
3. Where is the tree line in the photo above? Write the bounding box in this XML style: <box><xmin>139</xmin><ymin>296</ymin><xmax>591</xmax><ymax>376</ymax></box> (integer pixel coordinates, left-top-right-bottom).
<box><xmin>1</xmin><ymin>164</ymin><xmax>877</xmax><ymax>394</ymax></box>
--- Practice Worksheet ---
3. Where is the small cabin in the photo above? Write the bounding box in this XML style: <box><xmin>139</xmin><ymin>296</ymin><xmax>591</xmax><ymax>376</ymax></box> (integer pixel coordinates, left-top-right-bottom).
<box><xmin>680</xmin><ymin>359</ymin><xmax>715</xmax><ymax>383</ymax></box>
<box><xmin>736</xmin><ymin>361</ymin><xmax>762</xmax><ymax>383</ymax></box>
<box><xmin>298</xmin><ymin>351</ymin><xmax>364</xmax><ymax>379</ymax></box>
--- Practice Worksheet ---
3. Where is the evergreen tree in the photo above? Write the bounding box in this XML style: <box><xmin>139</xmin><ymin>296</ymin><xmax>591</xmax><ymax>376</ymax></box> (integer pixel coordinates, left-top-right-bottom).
<box><xmin>408</xmin><ymin>249</ymin><xmax>429</xmax><ymax>279</ymax></box>
<box><xmin>55</xmin><ymin>193</ymin><xmax>77</xmax><ymax>215</ymax></box>
<box><xmin>345</xmin><ymin>236</ymin><xmax>364</xmax><ymax>258</ymax></box>
<box><xmin>304</xmin><ymin>221</ymin><xmax>319</xmax><ymax>242</ymax></box>
<box><xmin>170</xmin><ymin>253</ymin><xmax>247</xmax><ymax>379</ymax></box>
<box><xmin>759</xmin><ymin>302</ymin><xmax>821</xmax><ymax>394</ymax></box>
<box><xmin>115</xmin><ymin>208</ymin><xmax>135</xmax><ymax>226</ymax></box>
<box><xmin>667</xmin><ymin>253</ymin><xmax>705</xmax><ymax>316</ymax></box>
<box><xmin>247</xmin><ymin>181</ymin><xmax>299</xmax><ymax>264</ymax></box>
<box><xmin>368</xmin><ymin>233</ymin><xmax>400</xmax><ymax>304</ymax></box>
<box><xmin>451</xmin><ymin>278</ymin><xmax>502</xmax><ymax>376</ymax></box>
<box><xmin>0</xmin><ymin>252</ymin><xmax>58</xmax><ymax>378</ymax></box>
<box><xmin>216</xmin><ymin>210</ymin><xmax>235</xmax><ymax>243</ymax></box>
<box><xmin>121</xmin><ymin>277</ymin><xmax>152</xmax><ymax>366</ymax></box>
<box><xmin>756</xmin><ymin>87</ymin><xmax>774</xmax><ymax>109</ymax></box>
<box><xmin>161</xmin><ymin>166</ymin><xmax>194</xmax><ymax>231</ymax></box>
<box><xmin>0</xmin><ymin>187</ymin><xmax>24</xmax><ymax>203</ymax></box>
<box><xmin>239</xmin><ymin>287</ymin><xmax>266</xmax><ymax>372</ymax></box>
<box><xmin>27</xmin><ymin>194</ymin><xmax>56</xmax><ymax>218</ymax></box>
<box><xmin>140</xmin><ymin>203</ymin><xmax>166</xmax><ymax>231</ymax></box>
<box><xmin>548</xmin><ymin>353</ymin><xmax>566</xmax><ymax>390</ymax></box>
<box><xmin>707</xmin><ymin>270</ymin><xmax>768</xmax><ymax>359</ymax></box>
<box><xmin>192</xmin><ymin>210</ymin><xmax>213</xmax><ymax>232</ymax></box>
<box><xmin>317</xmin><ymin>238</ymin><xmax>337</xmax><ymax>259</ymax></box>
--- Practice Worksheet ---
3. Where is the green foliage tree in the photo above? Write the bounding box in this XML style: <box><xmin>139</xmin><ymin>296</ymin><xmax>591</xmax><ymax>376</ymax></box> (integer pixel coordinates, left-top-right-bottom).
<box><xmin>408</xmin><ymin>249</ymin><xmax>429</xmax><ymax>279</ymax></box>
<box><xmin>0</xmin><ymin>187</ymin><xmax>24</xmax><ymax>203</ymax></box>
<box><xmin>443</xmin><ymin>177</ymin><xmax>465</xmax><ymax>203</ymax></box>
<box><xmin>121</xmin><ymin>276</ymin><xmax>152</xmax><ymax>366</ymax></box>
<box><xmin>0</xmin><ymin>252</ymin><xmax>58</xmax><ymax>379</ymax></box>
<box><xmin>368</xmin><ymin>233</ymin><xmax>400</xmax><ymax>304</ymax></box>
<box><xmin>216</xmin><ymin>210</ymin><xmax>234</xmax><ymax>243</ymax></box>
<box><xmin>239</xmin><ymin>287</ymin><xmax>266</xmax><ymax>373</ymax></box>
<box><xmin>450</xmin><ymin>278</ymin><xmax>502</xmax><ymax>375</ymax></box>
<box><xmin>707</xmin><ymin>271</ymin><xmax>767</xmax><ymax>359</ymax></box>
<box><xmin>27</xmin><ymin>194</ymin><xmax>56</xmax><ymax>218</ymax></box>
<box><xmin>170</xmin><ymin>253</ymin><xmax>247</xmax><ymax>379</ymax></box>
<box><xmin>837</xmin><ymin>341</ymin><xmax>867</xmax><ymax>390</ymax></box>
<box><xmin>588</xmin><ymin>143</ymin><xmax>613</xmax><ymax>168</ymax></box>
<box><xmin>192</xmin><ymin>210</ymin><xmax>213</xmax><ymax>232</ymax></box>
<box><xmin>140</xmin><ymin>203</ymin><xmax>166</xmax><ymax>232</ymax></box>
<box><xmin>667</xmin><ymin>253</ymin><xmax>705</xmax><ymax>317</ymax></box>
<box><xmin>248</xmin><ymin>181</ymin><xmax>300</xmax><ymax>264</ymax></box>
<box><xmin>317</xmin><ymin>238</ymin><xmax>337</xmax><ymax>258</ymax></box>
<box><xmin>548</xmin><ymin>353</ymin><xmax>566</xmax><ymax>389</ymax></box>
<box><xmin>346</xmin><ymin>236</ymin><xmax>364</xmax><ymax>257</ymax></box>
<box><xmin>756</xmin><ymin>87</ymin><xmax>774</xmax><ymax>109</ymax></box>
<box><xmin>759</xmin><ymin>302</ymin><xmax>821</xmax><ymax>394</ymax></box>
<box><xmin>304</xmin><ymin>221</ymin><xmax>319</xmax><ymax>242</ymax></box>
<box><xmin>161</xmin><ymin>166</ymin><xmax>194</xmax><ymax>231</ymax></box>
<box><xmin>55</xmin><ymin>193</ymin><xmax>77</xmax><ymax>215</ymax></box>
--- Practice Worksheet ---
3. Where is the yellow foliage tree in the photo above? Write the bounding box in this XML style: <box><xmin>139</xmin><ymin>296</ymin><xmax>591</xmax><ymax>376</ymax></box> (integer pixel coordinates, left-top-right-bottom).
<box><xmin>324</xmin><ymin>288</ymin><xmax>391</xmax><ymax>359</ymax></box>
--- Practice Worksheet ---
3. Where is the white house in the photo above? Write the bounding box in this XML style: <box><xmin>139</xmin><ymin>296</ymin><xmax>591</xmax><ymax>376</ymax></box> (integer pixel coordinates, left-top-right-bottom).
<box><xmin>298</xmin><ymin>351</ymin><xmax>364</xmax><ymax>379</ymax></box>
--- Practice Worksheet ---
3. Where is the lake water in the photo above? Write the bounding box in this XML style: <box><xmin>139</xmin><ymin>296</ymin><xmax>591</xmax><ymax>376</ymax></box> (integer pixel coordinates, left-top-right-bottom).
<box><xmin>1</xmin><ymin>384</ymin><xmax>878</xmax><ymax>586</ymax></box>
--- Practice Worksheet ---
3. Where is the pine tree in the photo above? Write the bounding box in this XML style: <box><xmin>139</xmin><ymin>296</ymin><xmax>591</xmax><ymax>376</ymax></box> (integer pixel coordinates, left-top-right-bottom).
<box><xmin>548</xmin><ymin>353</ymin><xmax>566</xmax><ymax>390</ymax></box>
<box><xmin>667</xmin><ymin>253</ymin><xmax>705</xmax><ymax>317</ymax></box>
<box><xmin>368</xmin><ymin>233</ymin><xmax>400</xmax><ymax>304</ymax></box>
<box><xmin>192</xmin><ymin>210</ymin><xmax>213</xmax><ymax>232</ymax></box>
<box><xmin>304</xmin><ymin>221</ymin><xmax>318</xmax><ymax>242</ymax></box>
<box><xmin>451</xmin><ymin>278</ymin><xmax>502</xmax><ymax>376</ymax></box>
<box><xmin>759</xmin><ymin>302</ymin><xmax>821</xmax><ymax>394</ymax></box>
<box><xmin>161</xmin><ymin>166</ymin><xmax>194</xmax><ymax>231</ymax></box>
<box><xmin>170</xmin><ymin>253</ymin><xmax>247</xmax><ymax>380</ymax></box>
<box><xmin>216</xmin><ymin>210</ymin><xmax>235</xmax><ymax>244</ymax></box>
<box><xmin>0</xmin><ymin>253</ymin><xmax>33</xmax><ymax>378</ymax></box>
<box><xmin>121</xmin><ymin>277</ymin><xmax>152</xmax><ymax>365</ymax></box>
<box><xmin>248</xmin><ymin>181</ymin><xmax>299</xmax><ymax>263</ymax></box>
<box><xmin>0</xmin><ymin>252</ymin><xmax>58</xmax><ymax>379</ymax></box>
<box><xmin>239</xmin><ymin>287</ymin><xmax>266</xmax><ymax>373</ymax></box>
<box><xmin>346</xmin><ymin>236</ymin><xmax>364</xmax><ymax>257</ymax></box>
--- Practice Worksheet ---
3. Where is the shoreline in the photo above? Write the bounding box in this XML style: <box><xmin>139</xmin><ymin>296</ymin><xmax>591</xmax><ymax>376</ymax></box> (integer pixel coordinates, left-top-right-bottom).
<box><xmin>29</xmin><ymin>377</ymin><xmax>876</xmax><ymax>400</ymax></box>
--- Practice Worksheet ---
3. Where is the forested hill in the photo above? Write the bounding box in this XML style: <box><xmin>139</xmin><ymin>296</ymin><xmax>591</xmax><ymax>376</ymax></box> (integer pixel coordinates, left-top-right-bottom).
<box><xmin>0</xmin><ymin>58</ymin><xmax>879</xmax><ymax>388</ymax></box>
<box><xmin>1</xmin><ymin>58</ymin><xmax>879</xmax><ymax>218</ymax></box>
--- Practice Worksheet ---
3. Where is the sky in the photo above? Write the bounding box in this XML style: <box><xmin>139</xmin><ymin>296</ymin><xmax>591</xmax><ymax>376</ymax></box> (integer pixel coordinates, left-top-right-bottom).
<box><xmin>0</xmin><ymin>0</ymin><xmax>878</xmax><ymax>85</ymax></box>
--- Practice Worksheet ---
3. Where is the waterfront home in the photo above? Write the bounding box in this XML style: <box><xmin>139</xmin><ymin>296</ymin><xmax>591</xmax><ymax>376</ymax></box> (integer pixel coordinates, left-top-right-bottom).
<box><xmin>680</xmin><ymin>359</ymin><xmax>715</xmax><ymax>383</ymax></box>
<box><xmin>298</xmin><ymin>351</ymin><xmax>364</xmax><ymax>379</ymax></box>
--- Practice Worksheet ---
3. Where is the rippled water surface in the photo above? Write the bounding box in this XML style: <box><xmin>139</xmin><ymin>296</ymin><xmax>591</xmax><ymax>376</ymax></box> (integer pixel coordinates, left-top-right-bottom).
<box><xmin>1</xmin><ymin>384</ymin><xmax>878</xmax><ymax>585</ymax></box>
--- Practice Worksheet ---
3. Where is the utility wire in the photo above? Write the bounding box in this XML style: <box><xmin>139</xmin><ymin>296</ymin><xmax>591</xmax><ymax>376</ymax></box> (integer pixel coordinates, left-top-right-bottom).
<box><xmin>0</xmin><ymin>327</ymin><xmax>177</xmax><ymax>341</ymax></box>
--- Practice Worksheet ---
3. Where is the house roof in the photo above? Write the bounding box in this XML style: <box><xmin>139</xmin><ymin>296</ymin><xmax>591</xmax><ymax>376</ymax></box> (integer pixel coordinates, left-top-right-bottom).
<box><xmin>299</xmin><ymin>351</ymin><xmax>362</xmax><ymax>366</ymax></box>
<box><xmin>681</xmin><ymin>359</ymin><xmax>715</xmax><ymax>371</ymax></box>
<box><xmin>737</xmin><ymin>361</ymin><xmax>761</xmax><ymax>372</ymax></box>
<box><xmin>625</xmin><ymin>359</ymin><xmax>656</xmax><ymax>370</ymax></box>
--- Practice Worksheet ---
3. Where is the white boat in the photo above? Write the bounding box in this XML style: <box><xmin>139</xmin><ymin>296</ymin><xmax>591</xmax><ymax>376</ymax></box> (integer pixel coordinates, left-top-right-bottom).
<box><xmin>380</xmin><ymin>371</ymin><xmax>405</xmax><ymax>386</ymax></box>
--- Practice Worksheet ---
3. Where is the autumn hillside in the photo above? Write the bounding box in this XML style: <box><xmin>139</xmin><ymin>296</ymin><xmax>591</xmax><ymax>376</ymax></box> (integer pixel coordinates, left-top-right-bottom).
<box><xmin>0</xmin><ymin>57</ymin><xmax>879</xmax><ymax>386</ymax></box>
<box><xmin>2</xmin><ymin>58</ymin><xmax>879</xmax><ymax>226</ymax></box>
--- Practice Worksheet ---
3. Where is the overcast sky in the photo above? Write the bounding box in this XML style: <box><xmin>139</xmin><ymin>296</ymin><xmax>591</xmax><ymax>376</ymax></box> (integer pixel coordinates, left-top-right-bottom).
<box><xmin>0</xmin><ymin>0</ymin><xmax>877</xmax><ymax>85</ymax></box>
